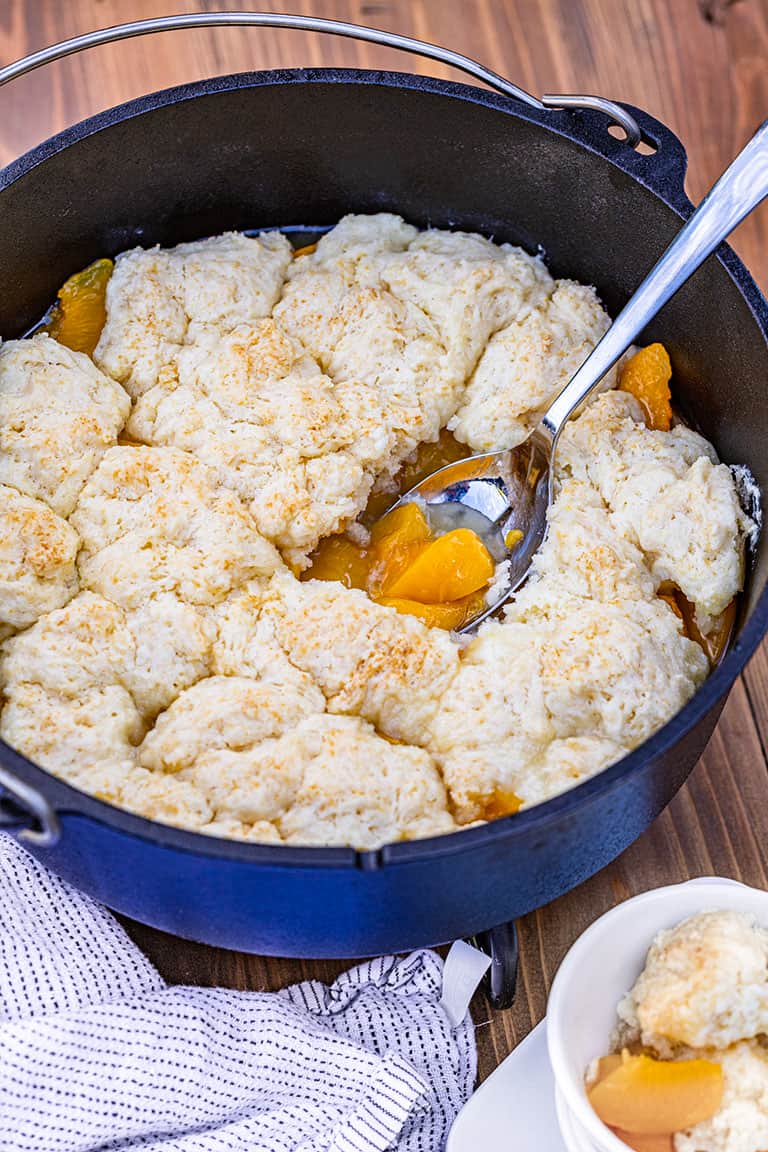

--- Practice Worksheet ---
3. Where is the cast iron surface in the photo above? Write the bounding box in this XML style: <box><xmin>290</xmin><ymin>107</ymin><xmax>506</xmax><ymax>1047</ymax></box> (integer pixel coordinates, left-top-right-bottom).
<box><xmin>0</xmin><ymin>68</ymin><xmax>766</xmax><ymax>954</ymax></box>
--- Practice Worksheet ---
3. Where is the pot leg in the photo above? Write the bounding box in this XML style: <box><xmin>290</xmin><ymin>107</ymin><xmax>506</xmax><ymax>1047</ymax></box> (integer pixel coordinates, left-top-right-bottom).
<box><xmin>470</xmin><ymin>920</ymin><xmax>519</xmax><ymax>1010</ymax></box>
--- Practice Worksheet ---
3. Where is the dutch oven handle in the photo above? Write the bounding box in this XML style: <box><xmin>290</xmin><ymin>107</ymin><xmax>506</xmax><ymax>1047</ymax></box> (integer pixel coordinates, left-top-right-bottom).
<box><xmin>0</xmin><ymin>763</ymin><xmax>60</xmax><ymax>846</ymax></box>
<box><xmin>0</xmin><ymin>11</ymin><xmax>642</xmax><ymax>147</ymax></box>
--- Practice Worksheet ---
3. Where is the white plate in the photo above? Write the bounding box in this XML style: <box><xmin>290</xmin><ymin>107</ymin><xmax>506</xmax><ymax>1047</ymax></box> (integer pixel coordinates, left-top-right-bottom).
<box><xmin>447</xmin><ymin>1019</ymin><xmax>567</xmax><ymax>1152</ymax></box>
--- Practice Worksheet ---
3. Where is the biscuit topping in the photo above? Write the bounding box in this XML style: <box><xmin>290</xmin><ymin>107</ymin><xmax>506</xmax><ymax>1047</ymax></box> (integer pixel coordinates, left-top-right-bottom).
<box><xmin>0</xmin><ymin>216</ymin><xmax>754</xmax><ymax>848</ymax></box>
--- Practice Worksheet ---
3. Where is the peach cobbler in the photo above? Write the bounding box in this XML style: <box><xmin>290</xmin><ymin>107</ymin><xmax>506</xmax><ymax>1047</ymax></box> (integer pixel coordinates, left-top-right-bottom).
<box><xmin>0</xmin><ymin>215</ymin><xmax>755</xmax><ymax>847</ymax></box>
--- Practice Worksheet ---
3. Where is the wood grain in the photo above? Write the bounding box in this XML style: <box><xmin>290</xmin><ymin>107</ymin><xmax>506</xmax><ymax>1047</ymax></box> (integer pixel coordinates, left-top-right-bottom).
<box><xmin>3</xmin><ymin>0</ymin><xmax>768</xmax><ymax>1085</ymax></box>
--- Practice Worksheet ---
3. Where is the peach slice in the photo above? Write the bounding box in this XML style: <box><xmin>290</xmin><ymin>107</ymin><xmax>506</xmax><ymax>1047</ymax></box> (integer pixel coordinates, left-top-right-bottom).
<box><xmin>46</xmin><ymin>257</ymin><xmax>113</xmax><ymax>356</ymax></box>
<box><xmin>591</xmin><ymin>1056</ymin><xmax>673</xmax><ymax>1149</ymax></box>
<box><xmin>378</xmin><ymin>590</ymin><xmax>486</xmax><ymax>631</ymax></box>
<box><xmin>369</xmin><ymin>502</ymin><xmax>431</xmax><ymax>546</ymax></box>
<box><xmin>384</xmin><ymin>528</ymin><xmax>494</xmax><ymax>603</ymax></box>
<box><xmin>588</xmin><ymin>1052</ymin><xmax>723</xmax><ymax>1135</ymax></box>
<box><xmin>304</xmin><ymin>489</ymin><xmax>494</xmax><ymax>629</ymax></box>
<box><xmin>592</xmin><ymin>1055</ymin><xmax>624</xmax><ymax>1083</ymax></box>
<box><xmin>303</xmin><ymin>536</ymin><xmax>369</xmax><ymax>590</ymax></box>
<box><xmin>368</xmin><ymin>503</ymin><xmax>432</xmax><ymax>596</ymax></box>
<box><xmin>619</xmin><ymin>343</ymin><xmax>673</xmax><ymax>431</ymax></box>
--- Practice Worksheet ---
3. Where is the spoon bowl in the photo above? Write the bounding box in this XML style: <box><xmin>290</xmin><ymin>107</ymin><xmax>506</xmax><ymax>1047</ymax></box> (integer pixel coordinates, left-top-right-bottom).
<box><xmin>387</xmin><ymin>118</ymin><xmax>768</xmax><ymax>633</ymax></box>
<box><xmin>392</xmin><ymin>428</ymin><xmax>552</xmax><ymax>630</ymax></box>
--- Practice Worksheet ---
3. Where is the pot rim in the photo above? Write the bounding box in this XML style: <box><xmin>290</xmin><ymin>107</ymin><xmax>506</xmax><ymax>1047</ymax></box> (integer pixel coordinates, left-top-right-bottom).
<box><xmin>1</xmin><ymin>66</ymin><xmax>766</xmax><ymax>869</ymax></box>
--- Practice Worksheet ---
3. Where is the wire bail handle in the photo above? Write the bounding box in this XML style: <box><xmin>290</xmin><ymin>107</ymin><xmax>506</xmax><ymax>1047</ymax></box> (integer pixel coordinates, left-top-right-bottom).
<box><xmin>0</xmin><ymin>11</ymin><xmax>642</xmax><ymax>146</ymax></box>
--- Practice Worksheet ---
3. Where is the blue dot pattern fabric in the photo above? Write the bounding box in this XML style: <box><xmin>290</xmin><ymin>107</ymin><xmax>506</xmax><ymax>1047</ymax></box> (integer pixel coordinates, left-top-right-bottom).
<box><xmin>0</xmin><ymin>834</ymin><xmax>476</xmax><ymax>1151</ymax></box>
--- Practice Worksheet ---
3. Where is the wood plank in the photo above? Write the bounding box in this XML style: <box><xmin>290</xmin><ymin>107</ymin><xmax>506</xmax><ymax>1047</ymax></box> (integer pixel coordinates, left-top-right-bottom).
<box><xmin>3</xmin><ymin>0</ymin><xmax>768</xmax><ymax>1087</ymax></box>
<box><xmin>745</xmin><ymin>642</ymin><xmax>768</xmax><ymax>760</ymax></box>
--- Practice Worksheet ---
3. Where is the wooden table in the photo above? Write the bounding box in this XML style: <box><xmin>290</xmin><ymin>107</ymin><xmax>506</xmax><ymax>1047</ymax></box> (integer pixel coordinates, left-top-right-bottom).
<box><xmin>3</xmin><ymin>0</ymin><xmax>768</xmax><ymax>1083</ymax></box>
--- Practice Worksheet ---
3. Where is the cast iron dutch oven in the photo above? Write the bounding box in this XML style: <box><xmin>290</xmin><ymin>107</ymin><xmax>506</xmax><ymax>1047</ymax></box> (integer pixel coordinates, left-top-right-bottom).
<box><xmin>0</xmin><ymin>15</ymin><xmax>766</xmax><ymax>987</ymax></box>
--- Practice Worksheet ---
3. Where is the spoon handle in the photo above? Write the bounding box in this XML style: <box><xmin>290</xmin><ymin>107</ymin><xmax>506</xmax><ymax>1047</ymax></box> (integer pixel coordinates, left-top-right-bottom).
<box><xmin>542</xmin><ymin>118</ymin><xmax>768</xmax><ymax>440</ymax></box>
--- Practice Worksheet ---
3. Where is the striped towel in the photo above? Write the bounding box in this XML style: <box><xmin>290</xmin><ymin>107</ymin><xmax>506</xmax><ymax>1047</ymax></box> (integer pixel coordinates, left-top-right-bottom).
<box><xmin>0</xmin><ymin>834</ymin><xmax>478</xmax><ymax>1151</ymax></box>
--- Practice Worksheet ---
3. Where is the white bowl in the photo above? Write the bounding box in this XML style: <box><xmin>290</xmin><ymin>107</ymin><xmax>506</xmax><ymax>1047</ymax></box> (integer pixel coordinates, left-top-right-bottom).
<box><xmin>546</xmin><ymin>876</ymin><xmax>768</xmax><ymax>1152</ymax></box>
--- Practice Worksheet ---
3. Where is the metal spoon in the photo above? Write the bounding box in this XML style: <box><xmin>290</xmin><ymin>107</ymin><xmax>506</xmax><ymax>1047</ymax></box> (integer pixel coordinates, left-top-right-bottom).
<box><xmin>389</xmin><ymin>118</ymin><xmax>768</xmax><ymax>633</ymax></box>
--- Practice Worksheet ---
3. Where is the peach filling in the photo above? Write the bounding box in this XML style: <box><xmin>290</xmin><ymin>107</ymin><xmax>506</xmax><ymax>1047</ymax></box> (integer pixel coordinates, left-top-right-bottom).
<box><xmin>471</xmin><ymin>787</ymin><xmax>524</xmax><ymax>820</ymax></box>
<box><xmin>45</xmin><ymin>257</ymin><xmax>113</xmax><ymax>356</ymax></box>
<box><xmin>619</xmin><ymin>343</ymin><xmax>673</xmax><ymax>431</ymax></box>
<box><xmin>363</xmin><ymin>430</ymin><xmax>471</xmax><ymax>523</ymax></box>
<box><xmin>616</xmin><ymin>341</ymin><xmax>734</xmax><ymax>666</ymax></box>
<box><xmin>588</xmin><ymin>1051</ymin><xmax>723</xmax><ymax>1150</ymax></box>
<box><xmin>304</xmin><ymin>501</ymin><xmax>495</xmax><ymax>631</ymax></box>
<box><xmin>657</xmin><ymin>581</ymin><xmax>736</xmax><ymax>666</ymax></box>
<box><xmin>292</xmin><ymin>241</ymin><xmax>318</xmax><ymax>258</ymax></box>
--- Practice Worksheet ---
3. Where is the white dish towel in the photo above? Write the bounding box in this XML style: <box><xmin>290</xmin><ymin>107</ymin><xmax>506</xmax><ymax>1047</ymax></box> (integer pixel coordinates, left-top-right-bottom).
<box><xmin>0</xmin><ymin>833</ymin><xmax>481</xmax><ymax>1152</ymax></box>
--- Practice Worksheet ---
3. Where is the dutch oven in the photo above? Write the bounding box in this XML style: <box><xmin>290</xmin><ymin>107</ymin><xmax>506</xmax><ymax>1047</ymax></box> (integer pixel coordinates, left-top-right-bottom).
<box><xmin>0</xmin><ymin>14</ymin><xmax>765</xmax><ymax>1005</ymax></box>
